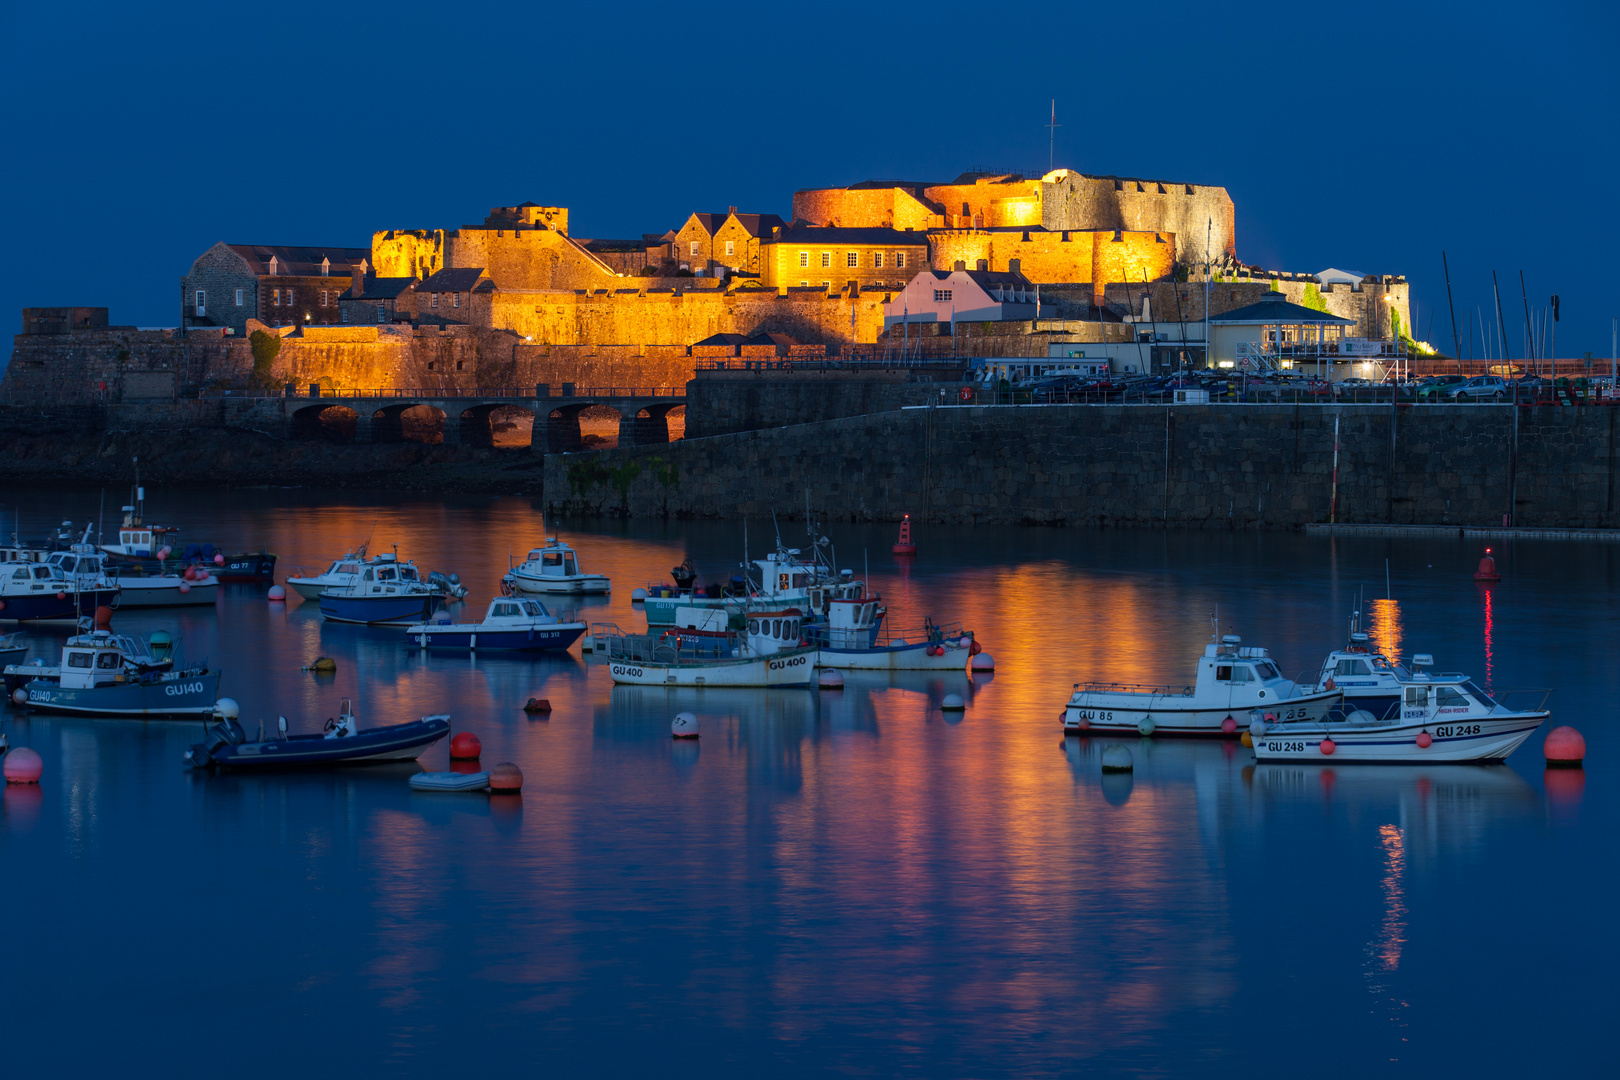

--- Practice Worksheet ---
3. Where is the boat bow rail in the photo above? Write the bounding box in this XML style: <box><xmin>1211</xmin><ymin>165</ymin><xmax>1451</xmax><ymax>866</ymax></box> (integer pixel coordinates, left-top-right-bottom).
<box><xmin>1072</xmin><ymin>680</ymin><xmax>1195</xmax><ymax>697</ymax></box>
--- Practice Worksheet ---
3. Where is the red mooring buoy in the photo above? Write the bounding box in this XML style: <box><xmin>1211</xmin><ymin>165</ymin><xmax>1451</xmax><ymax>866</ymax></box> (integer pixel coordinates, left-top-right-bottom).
<box><xmin>1544</xmin><ymin>726</ymin><xmax>1586</xmax><ymax>767</ymax></box>
<box><xmin>892</xmin><ymin>514</ymin><xmax>917</xmax><ymax>556</ymax></box>
<box><xmin>449</xmin><ymin>731</ymin><xmax>482</xmax><ymax>760</ymax></box>
<box><xmin>1474</xmin><ymin>547</ymin><xmax>1501</xmax><ymax>582</ymax></box>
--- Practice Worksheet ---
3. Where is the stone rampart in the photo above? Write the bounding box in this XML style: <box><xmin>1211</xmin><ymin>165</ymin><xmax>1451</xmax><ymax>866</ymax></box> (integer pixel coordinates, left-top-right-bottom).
<box><xmin>684</xmin><ymin>372</ymin><xmax>971</xmax><ymax>438</ymax></box>
<box><xmin>543</xmin><ymin>404</ymin><xmax>1620</xmax><ymax>530</ymax></box>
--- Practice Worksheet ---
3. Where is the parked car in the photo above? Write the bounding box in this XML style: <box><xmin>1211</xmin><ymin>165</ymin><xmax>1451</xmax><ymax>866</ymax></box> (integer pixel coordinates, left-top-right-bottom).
<box><xmin>1415</xmin><ymin>374</ymin><xmax>1467</xmax><ymax>400</ymax></box>
<box><xmin>1446</xmin><ymin>375</ymin><xmax>1509</xmax><ymax>402</ymax></box>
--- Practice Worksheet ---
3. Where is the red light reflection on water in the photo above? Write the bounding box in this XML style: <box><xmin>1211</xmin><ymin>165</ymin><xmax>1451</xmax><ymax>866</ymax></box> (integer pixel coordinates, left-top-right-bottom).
<box><xmin>1481</xmin><ymin>586</ymin><xmax>1495</xmax><ymax>690</ymax></box>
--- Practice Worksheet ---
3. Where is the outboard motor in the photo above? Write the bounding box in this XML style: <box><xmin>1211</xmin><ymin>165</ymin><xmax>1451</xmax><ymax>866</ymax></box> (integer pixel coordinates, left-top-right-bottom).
<box><xmin>670</xmin><ymin>559</ymin><xmax>697</xmax><ymax>592</ymax></box>
<box><xmin>185</xmin><ymin>716</ymin><xmax>246</xmax><ymax>768</ymax></box>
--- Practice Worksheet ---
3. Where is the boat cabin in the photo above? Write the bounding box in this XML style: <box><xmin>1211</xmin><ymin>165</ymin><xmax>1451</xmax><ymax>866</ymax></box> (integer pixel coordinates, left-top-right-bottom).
<box><xmin>523</xmin><ymin>540</ymin><xmax>581</xmax><ymax>579</ymax></box>
<box><xmin>57</xmin><ymin>631</ymin><xmax>144</xmax><ymax>689</ymax></box>
<box><xmin>4</xmin><ymin>564</ymin><xmax>55</xmax><ymax>589</ymax></box>
<box><xmin>822</xmin><ymin>591</ymin><xmax>885</xmax><ymax>648</ymax></box>
<box><xmin>484</xmin><ymin>598</ymin><xmax>555</xmax><ymax>623</ymax></box>
<box><xmin>745</xmin><ymin>609</ymin><xmax>805</xmax><ymax>656</ymax></box>
<box><xmin>1192</xmin><ymin>635</ymin><xmax>1292</xmax><ymax>701</ymax></box>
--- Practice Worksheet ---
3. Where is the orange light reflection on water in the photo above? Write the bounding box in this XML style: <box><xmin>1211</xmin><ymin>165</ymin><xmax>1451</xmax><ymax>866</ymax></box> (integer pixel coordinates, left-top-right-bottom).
<box><xmin>1367</xmin><ymin>598</ymin><xmax>1403</xmax><ymax>663</ymax></box>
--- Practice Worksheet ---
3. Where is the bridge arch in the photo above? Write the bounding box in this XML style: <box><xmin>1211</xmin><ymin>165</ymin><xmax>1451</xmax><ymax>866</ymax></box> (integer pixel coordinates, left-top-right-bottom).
<box><xmin>624</xmin><ymin>402</ymin><xmax>684</xmax><ymax>445</ymax></box>
<box><xmin>371</xmin><ymin>402</ymin><xmax>446</xmax><ymax>445</ymax></box>
<box><xmin>456</xmin><ymin>403</ymin><xmax>539</xmax><ymax>448</ymax></box>
<box><xmin>291</xmin><ymin>403</ymin><xmax>359</xmax><ymax>443</ymax></box>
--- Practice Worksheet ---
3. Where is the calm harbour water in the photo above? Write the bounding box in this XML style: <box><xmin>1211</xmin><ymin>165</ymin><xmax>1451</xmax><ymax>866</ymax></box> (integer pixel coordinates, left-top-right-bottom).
<box><xmin>1</xmin><ymin>489</ymin><xmax>1615</xmax><ymax>1077</ymax></box>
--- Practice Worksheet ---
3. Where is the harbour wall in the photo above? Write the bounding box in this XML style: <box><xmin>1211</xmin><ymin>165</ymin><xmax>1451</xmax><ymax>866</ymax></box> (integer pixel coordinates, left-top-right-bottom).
<box><xmin>684</xmin><ymin>373</ymin><xmax>971</xmax><ymax>439</ymax></box>
<box><xmin>542</xmin><ymin>403</ymin><xmax>1620</xmax><ymax>530</ymax></box>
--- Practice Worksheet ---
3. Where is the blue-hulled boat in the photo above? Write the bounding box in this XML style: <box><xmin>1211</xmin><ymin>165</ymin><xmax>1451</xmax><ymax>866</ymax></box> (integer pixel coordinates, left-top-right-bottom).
<box><xmin>185</xmin><ymin>698</ymin><xmax>450</xmax><ymax>770</ymax></box>
<box><xmin>318</xmin><ymin>554</ymin><xmax>445</xmax><ymax>625</ymax></box>
<box><xmin>404</xmin><ymin>596</ymin><xmax>586</xmax><ymax>652</ymax></box>
<box><xmin>3</xmin><ymin>625</ymin><xmax>217</xmax><ymax>717</ymax></box>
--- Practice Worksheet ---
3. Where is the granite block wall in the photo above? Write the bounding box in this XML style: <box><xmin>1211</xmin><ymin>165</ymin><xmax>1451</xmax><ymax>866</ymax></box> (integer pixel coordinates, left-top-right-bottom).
<box><xmin>543</xmin><ymin>404</ymin><xmax>1620</xmax><ymax>530</ymax></box>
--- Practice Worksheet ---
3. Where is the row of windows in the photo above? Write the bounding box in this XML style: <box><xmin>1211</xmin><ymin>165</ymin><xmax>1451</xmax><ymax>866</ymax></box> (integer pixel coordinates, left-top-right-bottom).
<box><xmin>797</xmin><ymin>281</ymin><xmax>902</xmax><ymax>290</ymax></box>
<box><xmin>427</xmin><ymin>293</ymin><xmax>462</xmax><ymax>309</ymax></box>
<box><xmin>797</xmin><ymin>251</ymin><xmax>908</xmax><ymax>269</ymax></box>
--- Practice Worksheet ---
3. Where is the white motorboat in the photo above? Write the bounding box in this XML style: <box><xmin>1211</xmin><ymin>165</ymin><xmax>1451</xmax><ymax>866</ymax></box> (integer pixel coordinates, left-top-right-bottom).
<box><xmin>1252</xmin><ymin>653</ymin><xmax>1550</xmax><ymax>763</ymax></box>
<box><xmin>287</xmin><ymin>548</ymin><xmax>466</xmax><ymax>601</ymax></box>
<box><xmin>404</xmin><ymin>595</ymin><xmax>586</xmax><ymax>652</ymax></box>
<box><xmin>807</xmin><ymin>579</ymin><xmax>977</xmax><ymax>670</ymax></box>
<box><xmin>598</xmin><ymin>606</ymin><xmax>815</xmax><ymax>687</ymax></box>
<box><xmin>1063</xmin><ymin>632</ymin><xmax>1340</xmax><ymax>737</ymax></box>
<box><xmin>504</xmin><ymin>539</ymin><xmax>610</xmax><ymax>595</ymax></box>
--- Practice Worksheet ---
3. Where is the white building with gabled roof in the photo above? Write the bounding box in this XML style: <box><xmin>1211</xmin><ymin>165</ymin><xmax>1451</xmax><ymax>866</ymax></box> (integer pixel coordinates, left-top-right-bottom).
<box><xmin>883</xmin><ymin>268</ymin><xmax>1037</xmax><ymax>329</ymax></box>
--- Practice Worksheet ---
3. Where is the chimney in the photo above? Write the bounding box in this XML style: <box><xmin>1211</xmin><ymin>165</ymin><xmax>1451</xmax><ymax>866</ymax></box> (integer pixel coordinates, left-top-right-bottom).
<box><xmin>976</xmin><ymin>259</ymin><xmax>989</xmax><ymax>271</ymax></box>
<box><xmin>1008</xmin><ymin>258</ymin><xmax>1022</xmax><ymax>275</ymax></box>
<box><xmin>350</xmin><ymin>260</ymin><xmax>367</xmax><ymax>298</ymax></box>
<box><xmin>953</xmin><ymin>260</ymin><xmax>966</xmax><ymax>271</ymax></box>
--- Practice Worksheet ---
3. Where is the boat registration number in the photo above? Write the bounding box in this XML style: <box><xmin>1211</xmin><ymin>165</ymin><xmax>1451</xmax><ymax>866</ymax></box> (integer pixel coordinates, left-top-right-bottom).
<box><xmin>1263</xmin><ymin>741</ymin><xmax>1308</xmax><ymax>753</ymax></box>
<box><xmin>1433</xmin><ymin>724</ymin><xmax>1482</xmax><ymax>738</ymax></box>
<box><xmin>768</xmin><ymin>656</ymin><xmax>808</xmax><ymax>671</ymax></box>
<box><xmin>1073</xmin><ymin>710</ymin><xmax>1114</xmax><ymax>723</ymax></box>
<box><xmin>165</xmin><ymin>682</ymin><xmax>205</xmax><ymax>696</ymax></box>
<box><xmin>611</xmin><ymin>665</ymin><xmax>644</xmax><ymax>678</ymax></box>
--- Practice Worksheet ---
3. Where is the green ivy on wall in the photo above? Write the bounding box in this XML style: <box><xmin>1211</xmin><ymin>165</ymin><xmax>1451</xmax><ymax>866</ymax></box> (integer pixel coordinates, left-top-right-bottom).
<box><xmin>1301</xmin><ymin>283</ymin><xmax>1329</xmax><ymax>313</ymax></box>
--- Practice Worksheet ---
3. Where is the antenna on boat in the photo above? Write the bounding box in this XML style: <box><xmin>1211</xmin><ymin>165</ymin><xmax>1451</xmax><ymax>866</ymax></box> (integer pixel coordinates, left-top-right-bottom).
<box><xmin>1209</xmin><ymin>607</ymin><xmax>1218</xmax><ymax>642</ymax></box>
<box><xmin>97</xmin><ymin>488</ymin><xmax>105</xmax><ymax>548</ymax></box>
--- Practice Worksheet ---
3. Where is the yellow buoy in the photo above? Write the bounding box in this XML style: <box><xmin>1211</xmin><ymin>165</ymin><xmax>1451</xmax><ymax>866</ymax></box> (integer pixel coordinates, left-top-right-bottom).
<box><xmin>303</xmin><ymin>657</ymin><xmax>337</xmax><ymax>672</ymax></box>
<box><xmin>1240</xmin><ymin>731</ymin><xmax>1253</xmax><ymax>748</ymax></box>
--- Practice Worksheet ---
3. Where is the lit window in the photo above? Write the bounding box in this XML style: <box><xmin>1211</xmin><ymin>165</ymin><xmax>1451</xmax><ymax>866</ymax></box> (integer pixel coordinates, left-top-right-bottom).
<box><xmin>933</xmin><ymin>289</ymin><xmax>953</xmax><ymax>302</ymax></box>
<box><xmin>799</xmin><ymin>251</ymin><xmax>809</xmax><ymax>267</ymax></box>
<box><xmin>194</xmin><ymin>290</ymin><xmax>206</xmax><ymax>316</ymax></box>
<box><xmin>874</xmin><ymin>252</ymin><xmax>883</xmax><ymax>268</ymax></box>
<box><xmin>821</xmin><ymin>252</ymin><xmax>831</xmax><ymax>267</ymax></box>
<box><xmin>896</xmin><ymin>253</ymin><xmax>906</xmax><ymax>268</ymax></box>
<box><xmin>846</xmin><ymin>251</ymin><xmax>859</xmax><ymax>268</ymax></box>
<box><xmin>272</xmin><ymin>288</ymin><xmax>280</xmax><ymax>305</ymax></box>
<box><xmin>725</xmin><ymin>240</ymin><xmax>734</xmax><ymax>257</ymax></box>
<box><xmin>318</xmin><ymin>290</ymin><xmax>327</xmax><ymax>305</ymax></box>
<box><xmin>452</xmin><ymin>293</ymin><xmax>460</xmax><ymax>308</ymax></box>
<box><xmin>431</xmin><ymin>293</ymin><xmax>439</xmax><ymax>309</ymax></box>
<box><xmin>234</xmin><ymin>288</ymin><xmax>244</xmax><ymax>306</ymax></box>
<box><xmin>799</xmin><ymin>280</ymin><xmax>809</xmax><ymax>287</ymax></box>
<box><xmin>690</xmin><ymin>241</ymin><xmax>700</xmax><ymax>256</ymax></box>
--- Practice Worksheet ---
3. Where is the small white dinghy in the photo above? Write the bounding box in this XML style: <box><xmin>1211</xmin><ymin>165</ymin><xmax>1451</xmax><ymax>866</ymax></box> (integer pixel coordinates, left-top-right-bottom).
<box><xmin>409</xmin><ymin>770</ymin><xmax>491</xmax><ymax>792</ymax></box>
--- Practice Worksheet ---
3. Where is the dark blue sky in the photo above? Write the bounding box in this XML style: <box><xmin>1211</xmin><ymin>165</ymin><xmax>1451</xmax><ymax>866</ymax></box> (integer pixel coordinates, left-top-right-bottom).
<box><xmin>4</xmin><ymin>1</ymin><xmax>1615</xmax><ymax>357</ymax></box>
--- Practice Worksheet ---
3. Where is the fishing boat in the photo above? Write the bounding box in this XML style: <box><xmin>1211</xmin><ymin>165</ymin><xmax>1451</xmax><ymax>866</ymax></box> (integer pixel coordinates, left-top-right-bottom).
<box><xmin>97</xmin><ymin>464</ymin><xmax>276</xmax><ymax>583</ymax></box>
<box><xmin>643</xmin><ymin>533</ymin><xmax>846</xmax><ymax>628</ymax></box>
<box><xmin>2</xmin><ymin>623</ymin><xmax>218</xmax><ymax>717</ymax></box>
<box><xmin>45</xmin><ymin>538</ymin><xmax>219</xmax><ymax>608</ymax></box>
<box><xmin>504</xmin><ymin>539</ymin><xmax>610</xmax><ymax>595</ymax></box>
<box><xmin>318</xmin><ymin>553</ymin><xmax>446</xmax><ymax>625</ymax></box>
<box><xmin>287</xmin><ymin>547</ymin><xmax>467</xmax><ymax>601</ymax></box>
<box><xmin>184</xmin><ymin>698</ymin><xmax>450</xmax><ymax>769</ymax></box>
<box><xmin>598</xmin><ymin>606</ymin><xmax>816</xmax><ymax>687</ymax></box>
<box><xmin>1250</xmin><ymin>660</ymin><xmax>1549</xmax><ymax>763</ymax></box>
<box><xmin>1062</xmin><ymin>632</ymin><xmax>1340</xmax><ymax>737</ymax></box>
<box><xmin>404</xmin><ymin>595</ymin><xmax>586</xmax><ymax>651</ymax></box>
<box><xmin>805</xmin><ymin>579</ymin><xmax>979</xmax><ymax>670</ymax></box>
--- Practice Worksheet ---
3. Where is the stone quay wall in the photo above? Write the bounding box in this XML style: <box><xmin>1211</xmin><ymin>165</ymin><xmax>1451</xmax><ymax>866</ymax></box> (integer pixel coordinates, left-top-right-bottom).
<box><xmin>543</xmin><ymin>404</ymin><xmax>1620</xmax><ymax>530</ymax></box>
<box><xmin>684</xmin><ymin>372</ymin><xmax>973</xmax><ymax>438</ymax></box>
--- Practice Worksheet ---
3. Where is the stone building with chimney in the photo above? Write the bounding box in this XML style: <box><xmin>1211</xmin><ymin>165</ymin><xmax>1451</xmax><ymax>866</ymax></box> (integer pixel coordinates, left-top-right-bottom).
<box><xmin>181</xmin><ymin>243</ymin><xmax>371</xmax><ymax>333</ymax></box>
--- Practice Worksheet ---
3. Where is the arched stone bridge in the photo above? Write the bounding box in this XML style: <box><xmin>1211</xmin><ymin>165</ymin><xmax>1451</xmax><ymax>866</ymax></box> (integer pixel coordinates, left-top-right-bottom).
<box><xmin>284</xmin><ymin>385</ymin><xmax>686</xmax><ymax>451</ymax></box>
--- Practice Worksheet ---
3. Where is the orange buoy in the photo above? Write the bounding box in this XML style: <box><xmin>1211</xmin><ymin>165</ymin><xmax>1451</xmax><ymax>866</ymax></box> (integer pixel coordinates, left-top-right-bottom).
<box><xmin>1240</xmin><ymin>731</ymin><xmax>1253</xmax><ymax>748</ymax></box>
<box><xmin>449</xmin><ymin>731</ymin><xmax>482</xmax><ymax>760</ymax></box>
<box><xmin>1319</xmin><ymin>737</ymin><xmax>1337</xmax><ymax>756</ymax></box>
<box><xmin>892</xmin><ymin>514</ymin><xmax>917</xmax><ymax>556</ymax></box>
<box><xmin>1474</xmin><ymin>548</ymin><xmax>1501</xmax><ymax>582</ymax></box>
<box><xmin>1415</xmin><ymin>731</ymin><xmax>1432</xmax><ymax>748</ymax></box>
<box><xmin>94</xmin><ymin>605</ymin><xmax>114</xmax><ymax>628</ymax></box>
<box><xmin>3</xmin><ymin>747</ymin><xmax>43</xmax><ymax>784</ymax></box>
<box><xmin>1544</xmin><ymin>725</ymin><xmax>1586</xmax><ymax>766</ymax></box>
<box><xmin>488</xmin><ymin>762</ymin><xmax>523</xmax><ymax>793</ymax></box>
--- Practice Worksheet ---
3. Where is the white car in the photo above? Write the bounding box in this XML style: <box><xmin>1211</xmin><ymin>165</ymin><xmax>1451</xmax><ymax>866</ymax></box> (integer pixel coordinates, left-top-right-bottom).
<box><xmin>1447</xmin><ymin>376</ymin><xmax>1508</xmax><ymax>401</ymax></box>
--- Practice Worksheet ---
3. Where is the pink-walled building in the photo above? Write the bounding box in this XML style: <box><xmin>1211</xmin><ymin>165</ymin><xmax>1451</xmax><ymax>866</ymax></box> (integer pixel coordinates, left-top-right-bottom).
<box><xmin>882</xmin><ymin>268</ymin><xmax>1037</xmax><ymax>330</ymax></box>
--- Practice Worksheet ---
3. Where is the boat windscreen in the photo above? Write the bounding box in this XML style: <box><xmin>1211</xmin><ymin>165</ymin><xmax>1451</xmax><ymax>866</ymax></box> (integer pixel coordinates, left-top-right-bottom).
<box><xmin>1464</xmin><ymin>681</ymin><xmax>1497</xmax><ymax>709</ymax></box>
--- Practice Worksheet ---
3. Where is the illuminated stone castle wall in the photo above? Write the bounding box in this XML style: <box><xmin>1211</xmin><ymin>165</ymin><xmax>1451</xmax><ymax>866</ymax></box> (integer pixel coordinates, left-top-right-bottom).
<box><xmin>928</xmin><ymin>229</ymin><xmax>1176</xmax><ymax>304</ymax></box>
<box><xmin>372</xmin><ymin>226</ymin><xmax>619</xmax><ymax>292</ymax></box>
<box><xmin>791</xmin><ymin>185</ymin><xmax>941</xmax><ymax>231</ymax></box>
<box><xmin>488</xmin><ymin>287</ymin><xmax>890</xmax><ymax>347</ymax></box>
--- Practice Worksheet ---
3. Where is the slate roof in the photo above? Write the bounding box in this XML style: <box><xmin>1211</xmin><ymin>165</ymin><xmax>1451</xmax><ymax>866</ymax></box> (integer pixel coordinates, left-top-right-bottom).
<box><xmin>1211</xmin><ymin>294</ymin><xmax>1354</xmax><ymax>325</ymax></box>
<box><xmin>726</xmin><ymin>213</ymin><xmax>786</xmax><ymax>238</ymax></box>
<box><xmin>227</xmin><ymin>244</ymin><xmax>370</xmax><ymax>277</ymax></box>
<box><xmin>916</xmin><ymin>268</ymin><xmax>1035</xmax><ymax>288</ymax></box>
<box><xmin>418</xmin><ymin>268</ymin><xmax>491</xmax><ymax>292</ymax></box>
<box><xmin>683</xmin><ymin>213</ymin><xmax>729</xmax><ymax>235</ymax></box>
<box><xmin>768</xmin><ymin>225</ymin><xmax>930</xmax><ymax>246</ymax></box>
<box><xmin>343</xmin><ymin>275</ymin><xmax>417</xmax><ymax>301</ymax></box>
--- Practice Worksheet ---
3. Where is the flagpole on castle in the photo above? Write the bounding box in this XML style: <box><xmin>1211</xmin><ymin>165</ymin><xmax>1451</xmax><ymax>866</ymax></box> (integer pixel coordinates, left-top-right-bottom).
<box><xmin>1046</xmin><ymin>100</ymin><xmax>1059</xmax><ymax>172</ymax></box>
